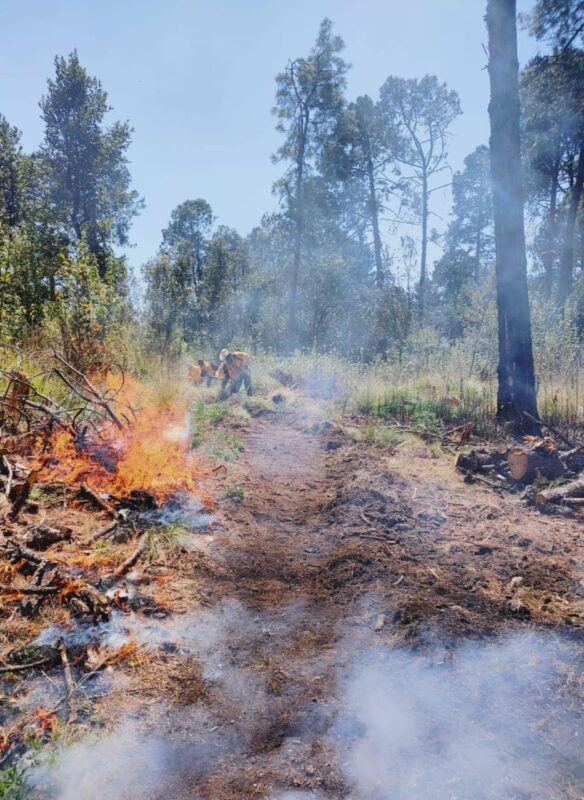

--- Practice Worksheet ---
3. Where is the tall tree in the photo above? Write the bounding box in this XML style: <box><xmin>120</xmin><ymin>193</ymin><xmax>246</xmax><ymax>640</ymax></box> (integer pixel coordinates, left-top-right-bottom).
<box><xmin>379</xmin><ymin>75</ymin><xmax>461</xmax><ymax>311</ymax></box>
<box><xmin>39</xmin><ymin>51</ymin><xmax>142</xmax><ymax>275</ymax></box>
<box><xmin>0</xmin><ymin>115</ymin><xmax>25</xmax><ymax>231</ymax></box>
<box><xmin>324</xmin><ymin>95</ymin><xmax>402</xmax><ymax>289</ymax></box>
<box><xmin>161</xmin><ymin>198</ymin><xmax>214</xmax><ymax>288</ymax></box>
<box><xmin>433</xmin><ymin>145</ymin><xmax>494</xmax><ymax>336</ymax></box>
<box><xmin>487</xmin><ymin>0</ymin><xmax>539</xmax><ymax>432</ymax></box>
<box><xmin>523</xmin><ymin>0</ymin><xmax>584</xmax><ymax>49</ymax></box>
<box><xmin>273</xmin><ymin>18</ymin><xmax>348</xmax><ymax>350</ymax></box>
<box><xmin>521</xmin><ymin>50</ymin><xmax>584</xmax><ymax>301</ymax></box>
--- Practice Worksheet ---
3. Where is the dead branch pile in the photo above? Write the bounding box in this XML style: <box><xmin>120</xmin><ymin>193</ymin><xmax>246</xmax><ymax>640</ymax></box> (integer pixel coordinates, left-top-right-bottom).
<box><xmin>455</xmin><ymin>427</ymin><xmax>584</xmax><ymax>510</ymax></box>
<box><xmin>0</xmin><ymin>354</ymin><xmax>195</xmax><ymax>768</ymax></box>
<box><xmin>0</xmin><ymin>353</ymin><xmax>131</xmax><ymax>456</ymax></box>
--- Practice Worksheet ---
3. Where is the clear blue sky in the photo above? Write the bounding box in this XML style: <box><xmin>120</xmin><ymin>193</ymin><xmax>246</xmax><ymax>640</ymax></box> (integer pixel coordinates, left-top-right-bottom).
<box><xmin>0</xmin><ymin>0</ymin><xmax>538</xmax><ymax>274</ymax></box>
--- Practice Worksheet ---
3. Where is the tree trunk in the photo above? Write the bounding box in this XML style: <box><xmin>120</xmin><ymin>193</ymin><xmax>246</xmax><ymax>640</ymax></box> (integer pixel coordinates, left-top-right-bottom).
<box><xmin>419</xmin><ymin>169</ymin><xmax>428</xmax><ymax>312</ymax></box>
<box><xmin>487</xmin><ymin>0</ymin><xmax>540</xmax><ymax>434</ymax></box>
<box><xmin>287</xmin><ymin>114</ymin><xmax>308</xmax><ymax>354</ymax></box>
<box><xmin>558</xmin><ymin>146</ymin><xmax>584</xmax><ymax>308</ymax></box>
<box><xmin>366</xmin><ymin>153</ymin><xmax>384</xmax><ymax>290</ymax></box>
<box><xmin>542</xmin><ymin>159</ymin><xmax>560</xmax><ymax>297</ymax></box>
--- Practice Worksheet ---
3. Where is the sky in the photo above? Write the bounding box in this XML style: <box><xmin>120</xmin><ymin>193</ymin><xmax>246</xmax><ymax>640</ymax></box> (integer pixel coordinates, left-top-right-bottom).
<box><xmin>0</xmin><ymin>0</ymin><xmax>539</xmax><ymax>274</ymax></box>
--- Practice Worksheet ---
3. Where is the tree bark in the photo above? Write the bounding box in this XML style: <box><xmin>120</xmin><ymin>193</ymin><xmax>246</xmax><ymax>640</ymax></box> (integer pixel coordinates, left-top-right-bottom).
<box><xmin>542</xmin><ymin>158</ymin><xmax>560</xmax><ymax>297</ymax></box>
<box><xmin>287</xmin><ymin>108</ymin><xmax>309</xmax><ymax>354</ymax></box>
<box><xmin>487</xmin><ymin>0</ymin><xmax>540</xmax><ymax>434</ymax></box>
<box><xmin>535</xmin><ymin>477</ymin><xmax>584</xmax><ymax>506</ymax></box>
<box><xmin>558</xmin><ymin>145</ymin><xmax>584</xmax><ymax>307</ymax></box>
<box><xmin>507</xmin><ymin>440</ymin><xmax>566</xmax><ymax>482</ymax></box>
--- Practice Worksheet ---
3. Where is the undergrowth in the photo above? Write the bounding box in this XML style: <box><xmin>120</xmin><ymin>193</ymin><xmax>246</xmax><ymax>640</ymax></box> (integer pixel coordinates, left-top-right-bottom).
<box><xmin>0</xmin><ymin>765</ymin><xmax>29</xmax><ymax>800</ymax></box>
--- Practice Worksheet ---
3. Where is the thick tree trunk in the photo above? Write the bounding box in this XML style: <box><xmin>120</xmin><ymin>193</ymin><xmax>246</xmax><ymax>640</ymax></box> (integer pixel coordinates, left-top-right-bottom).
<box><xmin>558</xmin><ymin>146</ymin><xmax>584</xmax><ymax>308</ymax></box>
<box><xmin>487</xmin><ymin>0</ymin><xmax>539</xmax><ymax>434</ymax></box>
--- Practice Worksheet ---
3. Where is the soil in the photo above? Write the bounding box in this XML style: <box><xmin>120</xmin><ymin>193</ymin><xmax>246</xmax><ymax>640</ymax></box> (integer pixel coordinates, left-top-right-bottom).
<box><xmin>184</xmin><ymin>408</ymin><xmax>584</xmax><ymax>799</ymax></box>
<box><xmin>5</xmin><ymin>399</ymin><xmax>584</xmax><ymax>798</ymax></box>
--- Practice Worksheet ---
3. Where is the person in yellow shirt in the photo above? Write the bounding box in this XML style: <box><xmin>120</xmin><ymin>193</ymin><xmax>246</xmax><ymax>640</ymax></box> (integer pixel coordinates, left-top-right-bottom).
<box><xmin>216</xmin><ymin>349</ymin><xmax>252</xmax><ymax>399</ymax></box>
<box><xmin>188</xmin><ymin>359</ymin><xmax>218</xmax><ymax>387</ymax></box>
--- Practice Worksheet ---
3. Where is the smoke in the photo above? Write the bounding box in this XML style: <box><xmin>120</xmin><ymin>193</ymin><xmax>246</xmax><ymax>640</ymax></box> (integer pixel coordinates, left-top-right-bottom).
<box><xmin>27</xmin><ymin>604</ymin><xmax>583</xmax><ymax>799</ymax></box>
<box><xmin>271</xmin><ymin>794</ymin><xmax>324</xmax><ymax>800</ymax></box>
<box><xmin>331</xmin><ymin>631</ymin><xmax>582</xmax><ymax>800</ymax></box>
<box><xmin>29</xmin><ymin>599</ymin><xmax>302</xmax><ymax>797</ymax></box>
<box><xmin>32</xmin><ymin>721</ymin><xmax>177</xmax><ymax>799</ymax></box>
<box><xmin>31</xmin><ymin>712</ymin><xmax>231</xmax><ymax>800</ymax></box>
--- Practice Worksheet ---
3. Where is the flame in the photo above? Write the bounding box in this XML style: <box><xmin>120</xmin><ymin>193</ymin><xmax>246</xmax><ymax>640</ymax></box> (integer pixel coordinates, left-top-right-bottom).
<box><xmin>35</xmin><ymin>376</ymin><xmax>207</xmax><ymax>503</ymax></box>
<box><xmin>33</xmin><ymin>706</ymin><xmax>59</xmax><ymax>736</ymax></box>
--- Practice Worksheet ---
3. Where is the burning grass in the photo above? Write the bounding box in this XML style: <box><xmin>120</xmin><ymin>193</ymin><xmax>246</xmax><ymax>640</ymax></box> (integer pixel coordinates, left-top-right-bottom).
<box><xmin>34</xmin><ymin>374</ymin><xmax>209</xmax><ymax>505</ymax></box>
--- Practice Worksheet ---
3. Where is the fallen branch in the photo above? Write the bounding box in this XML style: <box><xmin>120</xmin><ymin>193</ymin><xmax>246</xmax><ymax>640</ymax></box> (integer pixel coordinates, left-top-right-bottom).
<box><xmin>57</xmin><ymin>639</ymin><xmax>78</xmax><ymax>723</ymax></box>
<box><xmin>0</xmin><ymin>657</ymin><xmax>54</xmax><ymax>674</ymax></box>
<box><xmin>346</xmin><ymin>531</ymin><xmax>398</xmax><ymax>543</ymax></box>
<box><xmin>523</xmin><ymin>411</ymin><xmax>577</xmax><ymax>450</ymax></box>
<box><xmin>535</xmin><ymin>477</ymin><xmax>584</xmax><ymax>506</ymax></box>
<box><xmin>91</xmin><ymin>522</ymin><xmax>119</xmax><ymax>542</ymax></box>
<box><xmin>112</xmin><ymin>535</ymin><xmax>146</xmax><ymax>580</ymax></box>
<box><xmin>79</xmin><ymin>482</ymin><xmax>119</xmax><ymax>519</ymax></box>
<box><xmin>52</xmin><ymin>352</ymin><xmax>124</xmax><ymax>430</ymax></box>
<box><xmin>459</xmin><ymin>468</ymin><xmax>505</xmax><ymax>493</ymax></box>
<box><xmin>0</xmin><ymin>583</ymin><xmax>60</xmax><ymax>597</ymax></box>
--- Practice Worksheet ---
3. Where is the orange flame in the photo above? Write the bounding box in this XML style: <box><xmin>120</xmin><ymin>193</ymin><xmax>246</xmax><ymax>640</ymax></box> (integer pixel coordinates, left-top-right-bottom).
<box><xmin>36</xmin><ymin>376</ymin><xmax>206</xmax><ymax>503</ymax></box>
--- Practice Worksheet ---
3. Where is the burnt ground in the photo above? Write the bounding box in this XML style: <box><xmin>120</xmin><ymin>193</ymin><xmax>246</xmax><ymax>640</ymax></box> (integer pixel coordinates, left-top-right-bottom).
<box><xmin>8</xmin><ymin>401</ymin><xmax>584</xmax><ymax>799</ymax></box>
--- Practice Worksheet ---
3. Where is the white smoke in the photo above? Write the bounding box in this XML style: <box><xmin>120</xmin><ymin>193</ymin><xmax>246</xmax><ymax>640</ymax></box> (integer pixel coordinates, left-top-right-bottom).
<box><xmin>32</xmin><ymin>721</ymin><xmax>175</xmax><ymax>800</ymax></box>
<box><xmin>331</xmin><ymin>631</ymin><xmax>582</xmax><ymax>800</ymax></box>
<box><xmin>27</xmin><ymin>611</ymin><xmax>582</xmax><ymax>799</ymax></box>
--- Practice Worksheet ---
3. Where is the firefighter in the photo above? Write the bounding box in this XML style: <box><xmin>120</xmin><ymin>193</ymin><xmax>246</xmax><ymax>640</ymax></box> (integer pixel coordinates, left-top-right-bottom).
<box><xmin>216</xmin><ymin>349</ymin><xmax>252</xmax><ymax>399</ymax></box>
<box><xmin>188</xmin><ymin>359</ymin><xmax>218</xmax><ymax>387</ymax></box>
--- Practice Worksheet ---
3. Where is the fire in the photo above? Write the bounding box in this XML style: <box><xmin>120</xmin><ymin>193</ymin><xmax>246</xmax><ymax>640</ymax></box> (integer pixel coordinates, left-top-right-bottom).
<box><xmin>35</xmin><ymin>376</ymin><xmax>206</xmax><ymax>503</ymax></box>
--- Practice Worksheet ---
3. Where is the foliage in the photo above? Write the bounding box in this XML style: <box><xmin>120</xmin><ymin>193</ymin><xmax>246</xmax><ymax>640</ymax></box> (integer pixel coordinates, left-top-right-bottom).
<box><xmin>46</xmin><ymin>243</ymin><xmax>131</xmax><ymax>370</ymax></box>
<box><xmin>39</xmin><ymin>51</ymin><xmax>143</xmax><ymax>274</ymax></box>
<box><xmin>0</xmin><ymin>766</ymin><xmax>29</xmax><ymax>800</ymax></box>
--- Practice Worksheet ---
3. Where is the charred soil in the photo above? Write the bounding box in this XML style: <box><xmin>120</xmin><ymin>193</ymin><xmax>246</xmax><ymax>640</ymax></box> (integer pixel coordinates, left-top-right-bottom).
<box><xmin>3</xmin><ymin>397</ymin><xmax>584</xmax><ymax>799</ymax></box>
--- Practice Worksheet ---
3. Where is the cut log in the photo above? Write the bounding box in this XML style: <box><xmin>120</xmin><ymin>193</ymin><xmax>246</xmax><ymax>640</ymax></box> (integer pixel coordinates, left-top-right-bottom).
<box><xmin>507</xmin><ymin>439</ymin><xmax>566</xmax><ymax>483</ymax></box>
<box><xmin>535</xmin><ymin>477</ymin><xmax>584</xmax><ymax>506</ymax></box>
<box><xmin>561</xmin><ymin>447</ymin><xmax>584</xmax><ymax>474</ymax></box>
<box><xmin>455</xmin><ymin>449</ymin><xmax>502</xmax><ymax>475</ymax></box>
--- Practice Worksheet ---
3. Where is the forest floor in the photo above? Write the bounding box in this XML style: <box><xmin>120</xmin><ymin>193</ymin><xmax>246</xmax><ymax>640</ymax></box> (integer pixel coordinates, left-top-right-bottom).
<box><xmin>4</xmin><ymin>387</ymin><xmax>584</xmax><ymax>799</ymax></box>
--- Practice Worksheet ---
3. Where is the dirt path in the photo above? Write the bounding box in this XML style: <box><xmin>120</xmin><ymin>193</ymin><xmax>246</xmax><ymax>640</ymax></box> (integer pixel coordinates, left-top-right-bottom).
<box><xmin>25</xmin><ymin>406</ymin><xmax>583</xmax><ymax>799</ymax></box>
<box><xmin>172</xmin><ymin>407</ymin><xmax>584</xmax><ymax>799</ymax></box>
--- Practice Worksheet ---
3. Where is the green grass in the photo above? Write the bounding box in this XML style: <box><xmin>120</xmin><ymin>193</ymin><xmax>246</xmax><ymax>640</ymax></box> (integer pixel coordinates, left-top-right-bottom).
<box><xmin>191</xmin><ymin>400</ymin><xmax>231</xmax><ymax>427</ymax></box>
<box><xmin>361</xmin><ymin>421</ymin><xmax>406</xmax><ymax>448</ymax></box>
<box><xmin>0</xmin><ymin>766</ymin><xmax>29</xmax><ymax>800</ymax></box>
<box><xmin>204</xmin><ymin>431</ymin><xmax>244</xmax><ymax>462</ymax></box>
<box><xmin>224</xmin><ymin>482</ymin><xmax>244</xmax><ymax>501</ymax></box>
<box><xmin>143</xmin><ymin>524</ymin><xmax>185</xmax><ymax>562</ymax></box>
